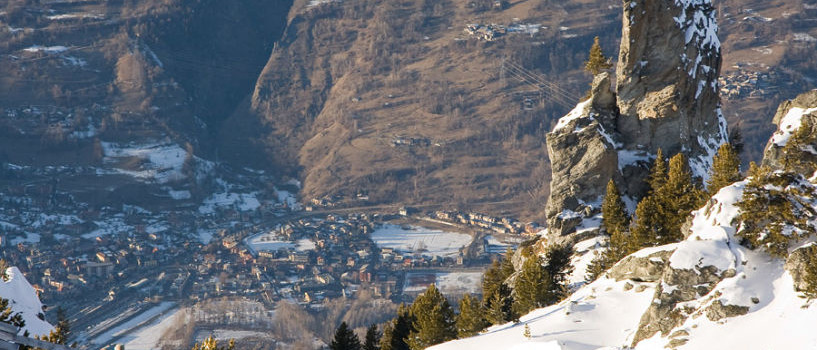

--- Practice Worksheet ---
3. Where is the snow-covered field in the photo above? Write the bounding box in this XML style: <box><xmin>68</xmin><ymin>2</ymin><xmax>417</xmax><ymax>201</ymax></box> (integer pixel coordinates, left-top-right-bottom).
<box><xmin>403</xmin><ymin>271</ymin><xmax>483</xmax><ymax>295</ymax></box>
<box><xmin>91</xmin><ymin>302</ymin><xmax>176</xmax><ymax>346</ymax></box>
<box><xmin>102</xmin><ymin>142</ymin><xmax>188</xmax><ymax>184</ymax></box>
<box><xmin>198</xmin><ymin>192</ymin><xmax>260</xmax><ymax>214</ymax></box>
<box><xmin>244</xmin><ymin>230</ymin><xmax>316</xmax><ymax>255</ymax></box>
<box><xmin>485</xmin><ymin>235</ymin><xmax>514</xmax><ymax>254</ymax></box>
<box><xmin>122</xmin><ymin>308</ymin><xmax>185</xmax><ymax>350</ymax></box>
<box><xmin>371</xmin><ymin>224</ymin><xmax>472</xmax><ymax>257</ymax></box>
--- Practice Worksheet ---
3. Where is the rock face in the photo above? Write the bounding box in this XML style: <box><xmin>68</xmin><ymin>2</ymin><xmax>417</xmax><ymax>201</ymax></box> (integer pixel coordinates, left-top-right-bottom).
<box><xmin>761</xmin><ymin>90</ymin><xmax>817</xmax><ymax>173</ymax></box>
<box><xmin>545</xmin><ymin>0</ymin><xmax>728</xmax><ymax>240</ymax></box>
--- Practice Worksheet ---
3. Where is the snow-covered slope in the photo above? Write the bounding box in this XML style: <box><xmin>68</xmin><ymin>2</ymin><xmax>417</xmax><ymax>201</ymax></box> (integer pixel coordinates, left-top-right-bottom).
<box><xmin>0</xmin><ymin>267</ymin><xmax>55</xmax><ymax>337</ymax></box>
<box><xmin>433</xmin><ymin>276</ymin><xmax>656</xmax><ymax>350</ymax></box>
<box><xmin>432</xmin><ymin>180</ymin><xmax>817</xmax><ymax>350</ymax></box>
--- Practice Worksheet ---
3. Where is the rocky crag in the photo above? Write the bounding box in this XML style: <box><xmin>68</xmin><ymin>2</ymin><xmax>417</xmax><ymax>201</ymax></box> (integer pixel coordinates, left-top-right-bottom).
<box><xmin>545</xmin><ymin>0</ymin><xmax>728</xmax><ymax>242</ymax></box>
<box><xmin>432</xmin><ymin>90</ymin><xmax>817</xmax><ymax>350</ymax></box>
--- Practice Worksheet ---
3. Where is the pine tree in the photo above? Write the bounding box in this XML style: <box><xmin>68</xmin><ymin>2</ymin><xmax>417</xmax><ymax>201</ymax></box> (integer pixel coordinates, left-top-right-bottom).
<box><xmin>631</xmin><ymin>153</ymin><xmax>703</xmax><ymax>248</ymax></box>
<box><xmin>628</xmin><ymin>195</ymin><xmax>665</xmax><ymax>249</ymax></box>
<box><xmin>407</xmin><ymin>284</ymin><xmax>456</xmax><ymax>350</ymax></box>
<box><xmin>728</xmin><ymin>124</ymin><xmax>745</xmax><ymax>155</ymax></box>
<box><xmin>513</xmin><ymin>255</ymin><xmax>550</xmax><ymax>315</ymax></box>
<box><xmin>485</xmin><ymin>284</ymin><xmax>516</xmax><ymax>325</ymax></box>
<box><xmin>584</xmin><ymin>36</ymin><xmax>612</xmax><ymax>75</ymax></box>
<box><xmin>782</xmin><ymin>123</ymin><xmax>816</xmax><ymax>172</ymax></box>
<box><xmin>364</xmin><ymin>324</ymin><xmax>381</xmax><ymax>350</ymax></box>
<box><xmin>647</xmin><ymin>148</ymin><xmax>668</xmax><ymax>194</ymax></box>
<box><xmin>655</xmin><ymin>153</ymin><xmax>704</xmax><ymax>243</ymax></box>
<box><xmin>0</xmin><ymin>297</ymin><xmax>24</xmax><ymax>328</ymax></box>
<box><xmin>523</xmin><ymin>324</ymin><xmax>531</xmax><ymax>339</ymax></box>
<box><xmin>601</xmin><ymin>180</ymin><xmax>630</xmax><ymax>237</ymax></box>
<box><xmin>332</xmin><ymin>322</ymin><xmax>362</xmax><ymax>350</ymax></box>
<box><xmin>588</xmin><ymin>181</ymin><xmax>633</xmax><ymax>281</ymax></box>
<box><xmin>544</xmin><ymin>244</ymin><xmax>573</xmax><ymax>301</ymax></box>
<box><xmin>707</xmin><ymin>143</ymin><xmax>742</xmax><ymax>195</ymax></box>
<box><xmin>380</xmin><ymin>305</ymin><xmax>414</xmax><ymax>350</ymax></box>
<box><xmin>481</xmin><ymin>259</ymin><xmax>504</xmax><ymax>307</ymax></box>
<box><xmin>735</xmin><ymin>162</ymin><xmax>807</xmax><ymax>257</ymax></box>
<box><xmin>500</xmin><ymin>248</ymin><xmax>516</xmax><ymax>279</ymax></box>
<box><xmin>455</xmin><ymin>294</ymin><xmax>489</xmax><ymax>338</ymax></box>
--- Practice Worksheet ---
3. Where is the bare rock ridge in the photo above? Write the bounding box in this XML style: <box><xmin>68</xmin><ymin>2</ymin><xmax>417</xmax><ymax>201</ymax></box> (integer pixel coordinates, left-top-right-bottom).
<box><xmin>545</xmin><ymin>0</ymin><xmax>728</xmax><ymax>241</ymax></box>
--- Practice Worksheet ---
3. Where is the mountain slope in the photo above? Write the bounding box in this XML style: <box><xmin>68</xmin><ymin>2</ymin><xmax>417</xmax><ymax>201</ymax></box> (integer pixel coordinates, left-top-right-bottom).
<box><xmin>432</xmin><ymin>180</ymin><xmax>817</xmax><ymax>350</ymax></box>
<box><xmin>0</xmin><ymin>267</ymin><xmax>54</xmax><ymax>337</ymax></box>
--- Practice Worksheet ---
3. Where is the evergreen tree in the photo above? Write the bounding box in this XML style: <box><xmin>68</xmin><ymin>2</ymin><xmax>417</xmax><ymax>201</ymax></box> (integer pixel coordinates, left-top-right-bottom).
<box><xmin>482</xmin><ymin>251</ymin><xmax>515</xmax><ymax>312</ymax></box>
<box><xmin>584</xmin><ymin>36</ymin><xmax>612</xmax><ymax>75</ymax></box>
<box><xmin>481</xmin><ymin>259</ymin><xmax>504</xmax><ymax>307</ymax></box>
<box><xmin>601</xmin><ymin>180</ymin><xmax>630</xmax><ymax>237</ymax></box>
<box><xmin>654</xmin><ymin>153</ymin><xmax>704</xmax><ymax>243</ymax></box>
<box><xmin>728</xmin><ymin>124</ymin><xmax>745</xmax><ymax>155</ymax></box>
<box><xmin>500</xmin><ymin>248</ymin><xmax>516</xmax><ymax>279</ymax></box>
<box><xmin>485</xmin><ymin>284</ymin><xmax>516</xmax><ymax>325</ymax></box>
<box><xmin>0</xmin><ymin>297</ymin><xmax>24</xmax><ymax>328</ymax></box>
<box><xmin>735</xmin><ymin>163</ymin><xmax>808</xmax><ymax>257</ymax></box>
<box><xmin>707</xmin><ymin>143</ymin><xmax>742</xmax><ymax>195</ymax></box>
<box><xmin>455</xmin><ymin>294</ymin><xmax>489</xmax><ymax>338</ymax></box>
<box><xmin>380</xmin><ymin>305</ymin><xmax>414</xmax><ymax>350</ymax></box>
<box><xmin>523</xmin><ymin>324</ymin><xmax>531</xmax><ymax>339</ymax></box>
<box><xmin>544</xmin><ymin>244</ymin><xmax>573</xmax><ymax>301</ymax></box>
<box><xmin>782</xmin><ymin>123</ymin><xmax>816</xmax><ymax>172</ymax></box>
<box><xmin>407</xmin><ymin>284</ymin><xmax>456</xmax><ymax>350</ymax></box>
<box><xmin>332</xmin><ymin>322</ymin><xmax>362</xmax><ymax>350</ymax></box>
<box><xmin>512</xmin><ymin>255</ymin><xmax>550</xmax><ymax>315</ymax></box>
<box><xmin>631</xmin><ymin>153</ymin><xmax>703</xmax><ymax>248</ymax></box>
<box><xmin>628</xmin><ymin>195</ymin><xmax>665</xmax><ymax>249</ymax></box>
<box><xmin>588</xmin><ymin>181</ymin><xmax>631</xmax><ymax>282</ymax></box>
<box><xmin>647</xmin><ymin>148</ymin><xmax>668</xmax><ymax>194</ymax></box>
<box><xmin>364</xmin><ymin>324</ymin><xmax>381</xmax><ymax>350</ymax></box>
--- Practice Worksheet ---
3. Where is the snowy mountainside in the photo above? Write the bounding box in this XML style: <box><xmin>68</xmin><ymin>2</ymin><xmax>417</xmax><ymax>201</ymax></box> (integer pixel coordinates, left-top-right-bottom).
<box><xmin>433</xmin><ymin>179</ymin><xmax>817</xmax><ymax>350</ymax></box>
<box><xmin>0</xmin><ymin>267</ymin><xmax>55</xmax><ymax>337</ymax></box>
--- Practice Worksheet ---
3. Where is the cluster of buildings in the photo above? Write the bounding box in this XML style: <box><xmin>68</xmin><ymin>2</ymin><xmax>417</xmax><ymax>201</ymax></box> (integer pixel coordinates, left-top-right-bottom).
<box><xmin>428</xmin><ymin>210</ymin><xmax>541</xmax><ymax>235</ymax></box>
<box><xmin>718</xmin><ymin>66</ymin><xmax>780</xmax><ymax>99</ymax></box>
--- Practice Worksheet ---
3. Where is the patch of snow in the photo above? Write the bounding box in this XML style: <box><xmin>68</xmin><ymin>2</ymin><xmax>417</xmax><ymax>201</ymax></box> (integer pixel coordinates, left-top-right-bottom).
<box><xmin>91</xmin><ymin>302</ymin><xmax>176</xmax><ymax>346</ymax></box>
<box><xmin>168</xmin><ymin>190</ymin><xmax>191</xmax><ymax>200</ymax></box>
<box><xmin>275</xmin><ymin>189</ymin><xmax>302</xmax><ymax>210</ymax></box>
<box><xmin>102</xmin><ymin>142</ymin><xmax>189</xmax><ymax>184</ymax></box>
<box><xmin>198</xmin><ymin>192</ymin><xmax>260</xmax><ymax>214</ymax></box>
<box><xmin>770</xmin><ymin>107</ymin><xmax>817</xmax><ymax>146</ymax></box>
<box><xmin>23</xmin><ymin>45</ymin><xmax>68</xmax><ymax>54</ymax></box>
<box><xmin>122</xmin><ymin>308</ymin><xmax>185</xmax><ymax>350</ymax></box>
<box><xmin>430</xmin><ymin>277</ymin><xmax>656</xmax><ymax>350</ymax></box>
<box><xmin>552</xmin><ymin>100</ymin><xmax>591</xmax><ymax>132</ymax></box>
<box><xmin>0</xmin><ymin>267</ymin><xmax>54</xmax><ymax>337</ymax></box>
<box><xmin>618</xmin><ymin>149</ymin><xmax>652</xmax><ymax>170</ymax></box>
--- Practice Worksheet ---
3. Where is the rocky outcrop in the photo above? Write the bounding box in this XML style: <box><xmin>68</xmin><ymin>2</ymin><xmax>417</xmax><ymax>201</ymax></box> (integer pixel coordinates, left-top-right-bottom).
<box><xmin>545</xmin><ymin>0</ymin><xmax>728</xmax><ymax>240</ymax></box>
<box><xmin>785</xmin><ymin>244</ymin><xmax>817</xmax><ymax>292</ymax></box>
<box><xmin>762</xmin><ymin>90</ymin><xmax>817</xmax><ymax>173</ymax></box>
<box><xmin>631</xmin><ymin>264</ymin><xmax>737</xmax><ymax>345</ymax></box>
<box><xmin>608</xmin><ymin>247</ymin><xmax>674</xmax><ymax>282</ymax></box>
<box><xmin>545</xmin><ymin>73</ymin><xmax>620</xmax><ymax>239</ymax></box>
